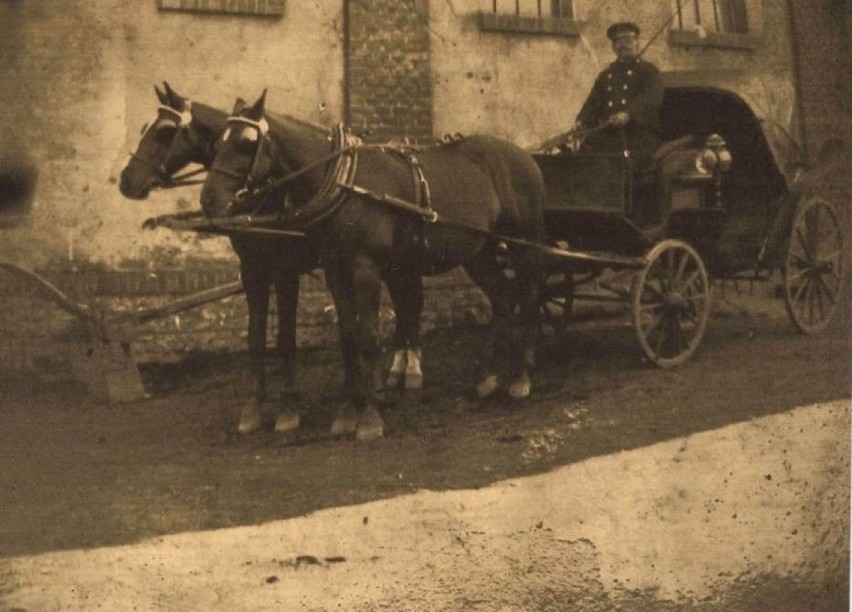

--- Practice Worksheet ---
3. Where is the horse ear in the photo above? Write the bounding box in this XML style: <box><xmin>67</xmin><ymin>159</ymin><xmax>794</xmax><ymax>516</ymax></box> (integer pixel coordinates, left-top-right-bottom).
<box><xmin>232</xmin><ymin>97</ymin><xmax>247</xmax><ymax>114</ymax></box>
<box><xmin>250</xmin><ymin>89</ymin><xmax>268</xmax><ymax>115</ymax></box>
<box><xmin>155</xmin><ymin>84</ymin><xmax>168</xmax><ymax>105</ymax></box>
<box><xmin>163</xmin><ymin>81</ymin><xmax>183</xmax><ymax>108</ymax></box>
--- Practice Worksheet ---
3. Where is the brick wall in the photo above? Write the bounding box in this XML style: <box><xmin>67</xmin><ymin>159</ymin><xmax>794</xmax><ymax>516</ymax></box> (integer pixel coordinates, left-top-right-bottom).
<box><xmin>345</xmin><ymin>0</ymin><xmax>433</xmax><ymax>143</ymax></box>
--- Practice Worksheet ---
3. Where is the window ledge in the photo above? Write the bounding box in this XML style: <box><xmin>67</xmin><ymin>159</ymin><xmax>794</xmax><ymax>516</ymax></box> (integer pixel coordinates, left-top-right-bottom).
<box><xmin>479</xmin><ymin>12</ymin><xmax>578</xmax><ymax>37</ymax></box>
<box><xmin>669</xmin><ymin>28</ymin><xmax>758</xmax><ymax>51</ymax></box>
<box><xmin>157</xmin><ymin>0</ymin><xmax>285</xmax><ymax>18</ymax></box>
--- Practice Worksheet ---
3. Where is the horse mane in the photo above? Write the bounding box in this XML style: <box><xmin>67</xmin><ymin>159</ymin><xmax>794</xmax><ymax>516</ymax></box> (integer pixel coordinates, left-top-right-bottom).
<box><xmin>265</xmin><ymin>111</ymin><xmax>327</xmax><ymax>139</ymax></box>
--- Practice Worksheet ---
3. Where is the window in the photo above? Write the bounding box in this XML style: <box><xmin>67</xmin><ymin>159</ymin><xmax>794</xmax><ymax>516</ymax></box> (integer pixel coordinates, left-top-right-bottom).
<box><xmin>490</xmin><ymin>0</ymin><xmax>573</xmax><ymax>19</ymax></box>
<box><xmin>481</xmin><ymin>0</ymin><xmax>577</xmax><ymax>37</ymax></box>
<box><xmin>675</xmin><ymin>0</ymin><xmax>749</xmax><ymax>34</ymax></box>
<box><xmin>670</xmin><ymin>0</ymin><xmax>758</xmax><ymax>50</ymax></box>
<box><xmin>157</xmin><ymin>0</ymin><xmax>285</xmax><ymax>18</ymax></box>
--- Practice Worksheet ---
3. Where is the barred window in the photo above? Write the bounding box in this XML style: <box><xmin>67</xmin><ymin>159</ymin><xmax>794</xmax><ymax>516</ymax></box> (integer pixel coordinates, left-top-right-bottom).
<box><xmin>490</xmin><ymin>0</ymin><xmax>573</xmax><ymax>20</ymax></box>
<box><xmin>157</xmin><ymin>0</ymin><xmax>285</xmax><ymax>18</ymax></box>
<box><xmin>481</xmin><ymin>0</ymin><xmax>577</xmax><ymax>36</ymax></box>
<box><xmin>675</xmin><ymin>0</ymin><xmax>749</xmax><ymax>34</ymax></box>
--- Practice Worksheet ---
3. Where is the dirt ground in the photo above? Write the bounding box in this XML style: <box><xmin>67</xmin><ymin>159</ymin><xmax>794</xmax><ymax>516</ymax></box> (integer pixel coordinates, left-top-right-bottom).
<box><xmin>0</xmin><ymin>289</ymin><xmax>849</xmax><ymax>589</ymax></box>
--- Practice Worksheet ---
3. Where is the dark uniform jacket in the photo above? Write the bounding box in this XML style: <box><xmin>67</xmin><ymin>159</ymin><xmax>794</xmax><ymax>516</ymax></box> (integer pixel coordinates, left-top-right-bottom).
<box><xmin>575</xmin><ymin>57</ymin><xmax>663</xmax><ymax>172</ymax></box>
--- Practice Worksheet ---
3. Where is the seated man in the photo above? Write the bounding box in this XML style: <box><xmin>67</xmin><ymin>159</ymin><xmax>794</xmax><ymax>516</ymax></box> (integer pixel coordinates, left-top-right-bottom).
<box><xmin>573</xmin><ymin>22</ymin><xmax>665</xmax><ymax>228</ymax></box>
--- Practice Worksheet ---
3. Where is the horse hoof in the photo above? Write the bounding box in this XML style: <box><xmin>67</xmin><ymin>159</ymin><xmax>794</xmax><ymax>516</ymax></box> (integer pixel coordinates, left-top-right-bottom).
<box><xmin>331</xmin><ymin>415</ymin><xmax>357</xmax><ymax>437</ymax></box>
<box><xmin>475</xmin><ymin>374</ymin><xmax>500</xmax><ymax>398</ymax></box>
<box><xmin>356</xmin><ymin>407</ymin><xmax>385</xmax><ymax>441</ymax></box>
<box><xmin>386</xmin><ymin>349</ymin><xmax>407</xmax><ymax>389</ymax></box>
<box><xmin>237</xmin><ymin>406</ymin><xmax>262</xmax><ymax>435</ymax></box>
<box><xmin>385</xmin><ymin>371</ymin><xmax>404</xmax><ymax>389</ymax></box>
<box><xmin>274</xmin><ymin>411</ymin><xmax>300</xmax><ymax>434</ymax></box>
<box><xmin>508</xmin><ymin>377</ymin><xmax>531</xmax><ymax>400</ymax></box>
<box><xmin>404</xmin><ymin>373</ymin><xmax>423</xmax><ymax>390</ymax></box>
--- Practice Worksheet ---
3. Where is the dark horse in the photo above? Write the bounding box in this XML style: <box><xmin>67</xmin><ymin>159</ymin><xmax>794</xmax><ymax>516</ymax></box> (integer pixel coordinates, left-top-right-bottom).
<box><xmin>201</xmin><ymin>91</ymin><xmax>546</xmax><ymax>440</ymax></box>
<box><xmin>119</xmin><ymin>83</ymin><xmax>314</xmax><ymax>435</ymax></box>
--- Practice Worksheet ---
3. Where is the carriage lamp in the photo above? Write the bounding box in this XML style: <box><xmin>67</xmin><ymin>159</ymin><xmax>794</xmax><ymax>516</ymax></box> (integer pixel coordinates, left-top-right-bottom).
<box><xmin>695</xmin><ymin>133</ymin><xmax>732</xmax><ymax>175</ymax></box>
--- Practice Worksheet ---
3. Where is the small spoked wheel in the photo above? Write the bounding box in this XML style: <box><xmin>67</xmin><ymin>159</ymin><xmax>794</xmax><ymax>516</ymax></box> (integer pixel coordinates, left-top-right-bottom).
<box><xmin>540</xmin><ymin>271</ymin><xmax>574</xmax><ymax>335</ymax></box>
<box><xmin>630</xmin><ymin>239</ymin><xmax>711</xmax><ymax>367</ymax></box>
<box><xmin>784</xmin><ymin>197</ymin><xmax>844</xmax><ymax>334</ymax></box>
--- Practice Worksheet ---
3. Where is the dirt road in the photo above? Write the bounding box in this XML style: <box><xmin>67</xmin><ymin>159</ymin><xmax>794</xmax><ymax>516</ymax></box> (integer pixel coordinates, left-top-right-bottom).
<box><xmin>0</xmin><ymin>291</ymin><xmax>849</xmax><ymax>609</ymax></box>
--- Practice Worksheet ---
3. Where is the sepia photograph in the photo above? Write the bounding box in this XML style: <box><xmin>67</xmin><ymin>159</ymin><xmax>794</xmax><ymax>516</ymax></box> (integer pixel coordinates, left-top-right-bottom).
<box><xmin>0</xmin><ymin>0</ymin><xmax>849</xmax><ymax>609</ymax></box>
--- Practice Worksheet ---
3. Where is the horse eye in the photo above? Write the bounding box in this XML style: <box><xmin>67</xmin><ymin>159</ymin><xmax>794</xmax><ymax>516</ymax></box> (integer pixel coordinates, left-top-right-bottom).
<box><xmin>154</xmin><ymin>123</ymin><xmax>177</xmax><ymax>143</ymax></box>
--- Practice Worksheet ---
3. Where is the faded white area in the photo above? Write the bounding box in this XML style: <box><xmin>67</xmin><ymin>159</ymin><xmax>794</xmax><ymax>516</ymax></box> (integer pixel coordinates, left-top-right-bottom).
<box><xmin>2</xmin><ymin>400</ymin><xmax>848</xmax><ymax>610</ymax></box>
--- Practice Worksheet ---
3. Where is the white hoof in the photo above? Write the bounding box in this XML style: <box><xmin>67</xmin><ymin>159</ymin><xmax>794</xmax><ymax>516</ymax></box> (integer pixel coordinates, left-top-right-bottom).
<box><xmin>386</xmin><ymin>349</ymin><xmax>407</xmax><ymax>389</ymax></box>
<box><xmin>404</xmin><ymin>348</ymin><xmax>423</xmax><ymax>390</ymax></box>
<box><xmin>475</xmin><ymin>374</ymin><xmax>500</xmax><ymax>398</ymax></box>
<box><xmin>508</xmin><ymin>374</ymin><xmax>531</xmax><ymax>400</ymax></box>
<box><xmin>331</xmin><ymin>414</ymin><xmax>357</xmax><ymax>437</ymax></box>
<box><xmin>274</xmin><ymin>411</ymin><xmax>300</xmax><ymax>434</ymax></box>
<box><xmin>237</xmin><ymin>405</ymin><xmax>262</xmax><ymax>435</ymax></box>
<box><xmin>356</xmin><ymin>407</ymin><xmax>385</xmax><ymax>441</ymax></box>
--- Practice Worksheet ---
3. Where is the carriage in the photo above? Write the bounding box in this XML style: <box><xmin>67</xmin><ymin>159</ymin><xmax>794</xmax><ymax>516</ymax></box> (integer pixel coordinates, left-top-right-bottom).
<box><xmin>112</xmin><ymin>78</ymin><xmax>846</xmax><ymax>436</ymax></box>
<box><xmin>532</xmin><ymin>77</ymin><xmax>845</xmax><ymax>366</ymax></box>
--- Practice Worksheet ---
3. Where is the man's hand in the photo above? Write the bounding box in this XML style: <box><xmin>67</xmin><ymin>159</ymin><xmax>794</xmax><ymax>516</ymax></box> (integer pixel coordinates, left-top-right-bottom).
<box><xmin>609</xmin><ymin>112</ymin><xmax>630</xmax><ymax>127</ymax></box>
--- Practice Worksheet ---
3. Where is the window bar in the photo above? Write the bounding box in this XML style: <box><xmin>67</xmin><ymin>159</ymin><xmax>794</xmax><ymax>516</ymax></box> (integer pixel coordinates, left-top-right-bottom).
<box><xmin>492</xmin><ymin>0</ymin><xmax>497</xmax><ymax>13</ymax></box>
<box><xmin>712</xmin><ymin>0</ymin><xmax>721</xmax><ymax>31</ymax></box>
<box><xmin>676</xmin><ymin>0</ymin><xmax>684</xmax><ymax>29</ymax></box>
<box><xmin>693</xmin><ymin>0</ymin><xmax>701</xmax><ymax>25</ymax></box>
<box><xmin>516</xmin><ymin>0</ymin><xmax>520</xmax><ymax>16</ymax></box>
<box><xmin>538</xmin><ymin>0</ymin><xmax>542</xmax><ymax>18</ymax></box>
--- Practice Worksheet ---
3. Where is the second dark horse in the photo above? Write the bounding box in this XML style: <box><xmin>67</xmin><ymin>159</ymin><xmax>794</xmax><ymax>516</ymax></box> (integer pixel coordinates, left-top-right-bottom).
<box><xmin>201</xmin><ymin>91</ymin><xmax>547</xmax><ymax>440</ymax></box>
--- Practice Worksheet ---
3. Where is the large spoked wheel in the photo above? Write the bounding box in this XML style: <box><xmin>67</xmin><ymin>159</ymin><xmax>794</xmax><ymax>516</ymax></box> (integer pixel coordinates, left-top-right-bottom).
<box><xmin>540</xmin><ymin>271</ymin><xmax>574</xmax><ymax>335</ymax></box>
<box><xmin>630</xmin><ymin>239</ymin><xmax>711</xmax><ymax>367</ymax></box>
<box><xmin>784</xmin><ymin>197</ymin><xmax>844</xmax><ymax>334</ymax></box>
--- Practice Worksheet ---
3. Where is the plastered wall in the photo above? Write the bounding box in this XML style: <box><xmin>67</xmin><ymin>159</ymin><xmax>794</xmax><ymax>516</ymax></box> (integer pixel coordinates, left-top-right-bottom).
<box><xmin>0</xmin><ymin>0</ymin><xmax>344</xmax><ymax>267</ymax></box>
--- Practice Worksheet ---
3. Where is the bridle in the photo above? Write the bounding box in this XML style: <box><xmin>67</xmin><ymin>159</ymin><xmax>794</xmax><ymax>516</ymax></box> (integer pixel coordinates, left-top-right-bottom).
<box><xmin>128</xmin><ymin>101</ymin><xmax>208</xmax><ymax>188</ymax></box>
<box><xmin>210</xmin><ymin>113</ymin><xmax>360</xmax><ymax>215</ymax></box>
<box><xmin>209</xmin><ymin>115</ymin><xmax>276</xmax><ymax>203</ymax></box>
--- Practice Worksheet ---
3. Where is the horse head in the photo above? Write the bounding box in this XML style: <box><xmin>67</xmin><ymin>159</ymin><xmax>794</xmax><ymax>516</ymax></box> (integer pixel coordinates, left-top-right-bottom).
<box><xmin>201</xmin><ymin>90</ymin><xmax>291</xmax><ymax>218</ymax></box>
<box><xmin>119</xmin><ymin>82</ymin><xmax>223</xmax><ymax>199</ymax></box>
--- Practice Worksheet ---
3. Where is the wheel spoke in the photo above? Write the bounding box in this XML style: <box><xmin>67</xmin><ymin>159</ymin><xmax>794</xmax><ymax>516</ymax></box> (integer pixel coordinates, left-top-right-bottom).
<box><xmin>786</xmin><ymin>268</ymin><xmax>806</xmax><ymax>283</ymax></box>
<box><xmin>816</xmin><ymin>274</ymin><xmax>838</xmax><ymax>305</ymax></box>
<box><xmin>794</xmin><ymin>226</ymin><xmax>816</xmax><ymax>263</ymax></box>
<box><xmin>788</xmin><ymin>251</ymin><xmax>810</xmax><ymax>267</ymax></box>
<box><xmin>791</xmin><ymin>273</ymin><xmax>809</xmax><ymax>305</ymax></box>
<box><xmin>653</xmin><ymin>315</ymin><xmax>669</xmax><ymax>356</ymax></box>
<box><xmin>643</xmin><ymin>279</ymin><xmax>668</xmax><ymax>303</ymax></box>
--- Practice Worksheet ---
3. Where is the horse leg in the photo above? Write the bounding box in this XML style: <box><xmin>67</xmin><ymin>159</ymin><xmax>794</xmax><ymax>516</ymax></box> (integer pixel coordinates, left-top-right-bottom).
<box><xmin>238</xmin><ymin>268</ymin><xmax>271</xmax><ymax>434</ymax></box>
<box><xmin>272</xmin><ymin>268</ymin><xmax>301</xmax><ymax>434</ymax></box>
<box><xmin>327</xmin><ymin>255</ymin><xmax>385</xmax><ymax>440</ymax></box>
<box><xmin>506</xmin><ymin>255</ymin><xmax>541</xmax><ymax>400</ymax></box>
<box><xmin>384</xmin><ymin>273</ymin><xmax>424</xmax><ymax>390</ymax></box>
<box><xmin>324</xmin><ymin>264</ymin><xmax>359</xmax><ymax>437</ymax></box>
<box><xmin>464</xmin><ymin>253</ymin><xmax>513</xmax><ymax>399</ymax></box>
